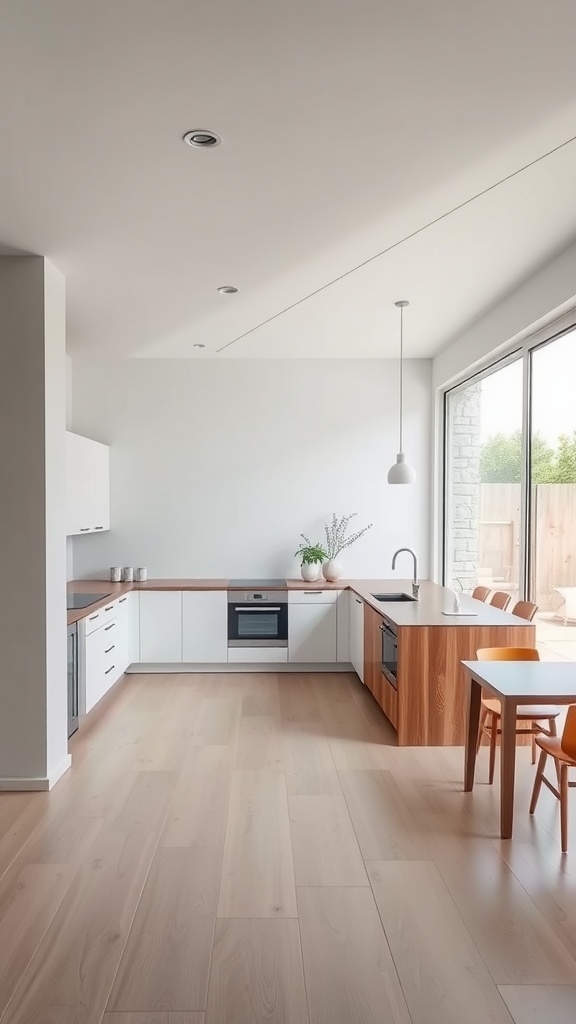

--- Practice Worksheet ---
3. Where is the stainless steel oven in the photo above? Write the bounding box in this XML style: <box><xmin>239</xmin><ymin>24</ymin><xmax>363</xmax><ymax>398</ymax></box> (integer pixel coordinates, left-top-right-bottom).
<box><xmin>381</xmin><ymin>619</ymin><xmax>398</xmax><ymax>688</ymax></box>
<box><xmin>228</xmin><ymin>589</ymin><xmax>288</xmax><ymax>648</ymax></box>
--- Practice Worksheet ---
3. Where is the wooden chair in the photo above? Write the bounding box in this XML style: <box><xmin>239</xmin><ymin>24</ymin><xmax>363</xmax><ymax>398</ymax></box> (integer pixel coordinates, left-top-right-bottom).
<box><xmin>490</xmin><ymin>591</ymin><xmax>512</xmax><ymax>611</ymax></box>
<box><xmin>476</xmin><ymin>647</ymin><xmax>560</xmax><ymax>784</ymax></box>
<box><xmin>511</xmin><ymin>600</ymin><xmax>538</xmax><ymax>622</ymax></box>
<box><xmin>530</xmin><ymin>705</ymin><xmax>576</xmax><ymax>852</ymax></box>
<box><xmin>472</xmin><ymin>586</ymin><xmax>490</xmax><ymax>602</ymax></box>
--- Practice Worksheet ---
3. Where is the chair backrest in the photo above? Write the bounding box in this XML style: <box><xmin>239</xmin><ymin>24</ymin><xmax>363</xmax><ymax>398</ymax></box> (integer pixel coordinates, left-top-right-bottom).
<box><xmin>561</xmin><ymin>706</ymin><xmax>576</xmax><ymax>760</ymax></box>
<box><xmin>490</xmin><ymin>591</ymin><xmax>512</xmax><ymax>610</ymax></box>
<box><xmin>472</xmin><ymin>586</ymin><xmax>490</xmax><ymax>602</ymax></box>
<box><xmin>476</xmin><ymin>646</ymin><xmax>540</xmax><ymax>661</ymax></box>
<box><xmin>511</xmin><ymin>600</ymin><xmax>538</xmax><ymax>622</ymax></box>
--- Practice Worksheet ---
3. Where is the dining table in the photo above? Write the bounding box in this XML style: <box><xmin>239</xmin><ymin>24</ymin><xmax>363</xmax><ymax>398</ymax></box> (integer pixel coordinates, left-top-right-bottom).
<box><xmin>461</xmin><ymin>659</ymin><xmax>576</xmax><ymax>838</ymax></box>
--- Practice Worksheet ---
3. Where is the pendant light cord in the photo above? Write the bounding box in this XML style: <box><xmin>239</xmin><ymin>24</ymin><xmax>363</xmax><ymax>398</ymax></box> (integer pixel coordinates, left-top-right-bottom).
<box><xmin>399</xmin><ymin>303</ymin><xmax>404</xmax><ymax>453</ymax></box>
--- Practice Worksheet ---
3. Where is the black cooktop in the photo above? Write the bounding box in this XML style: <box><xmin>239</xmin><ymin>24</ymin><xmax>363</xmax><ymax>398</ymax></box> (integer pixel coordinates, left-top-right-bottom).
<box><xmin>67</xmin><ymin>592</ymin><xmax>110</xmax><ymax>610</ymax></box>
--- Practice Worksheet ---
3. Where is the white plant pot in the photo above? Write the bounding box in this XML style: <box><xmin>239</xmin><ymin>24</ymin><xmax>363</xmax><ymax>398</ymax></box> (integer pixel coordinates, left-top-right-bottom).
<box><xmin>301</xmin><ymin>562</ymin><xmax>321</xmax><ymax>582</ymax></box>
<box><xmin>322</xmin><ymin>558</ymin><xmax>343</xmax><ymax>582</ymax></box>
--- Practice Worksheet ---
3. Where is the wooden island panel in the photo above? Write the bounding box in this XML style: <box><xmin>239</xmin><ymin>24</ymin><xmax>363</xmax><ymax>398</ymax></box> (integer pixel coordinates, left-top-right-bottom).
<box><xmin>363</xmin><ymin>608</ymin><xmax>535</xmax><ymax>746</ymax></box>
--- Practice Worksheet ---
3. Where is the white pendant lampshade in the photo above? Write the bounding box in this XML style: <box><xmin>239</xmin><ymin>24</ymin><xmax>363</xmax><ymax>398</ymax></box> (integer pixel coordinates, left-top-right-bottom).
<box><xmin>387</xmin><ymin>299</ymin><xmax>416</xmax><ymax>485</ymax></box>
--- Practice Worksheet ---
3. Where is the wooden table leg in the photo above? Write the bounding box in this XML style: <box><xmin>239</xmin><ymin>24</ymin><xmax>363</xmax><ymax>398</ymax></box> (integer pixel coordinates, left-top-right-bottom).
<box><xmin>500</xmin><ymin>699</ymin><xmax>518</xmax><ymax>839</ymax></box>
<box><xmin>464</xmin><ymin>677</ymin><xmax>482</xmax><ymax>792</ymax></box>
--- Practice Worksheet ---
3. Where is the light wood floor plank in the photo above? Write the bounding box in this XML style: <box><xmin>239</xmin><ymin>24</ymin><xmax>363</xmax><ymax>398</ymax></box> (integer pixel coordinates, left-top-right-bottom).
<box><xmin>279</xmin><ymin>674</ymin><xmax>322</xmax><ymax>722</ymax></box>
<box><xmin>499</xmin><ymin>985</ymin><xmax>576</xmax><ymax>1023</ymax></box>
<box><xmin>289</xmin><ymin>794</ymin><xmax>368</xmax><ymax>886</ymax></box>
<box><xmin>21</xmin><ymin>812</ymin><xmax>104</xmax><ymax>866</ymax></box>
<box><xmin>235</xmin><ymin>715</ymin><xmax>284</xmax><ymax>770</ymax></box>
<box><xmin>368</xmin><ymin>860</ymin><xmax>515</xmax><ymax>1024</ymax></box>
<box><xmin>160</xmin><ymin>746</ymin><xmax>233</xmax><ymax>849</ymax></box>
<box><xmin>0</xmin><ymin>793</ymin><xmax>48</xmax><ymax>881</ymax></box>
<box><xmin>190</xmin><ymin>697</ymin><xmax>241</xmax><ymax>746</ymax></box>
<box><xmin>0</xmin><ymin>862</ymin><xmax>72</xmax><ymax>1017</ymax></box>
<box><xmin>297</xmin><ymin>885</ymin><xmax>410</xmax><ymax>1024</ymax></box>
<box><xmin>108</xmin><ymin>771</ymin><xmax>178</xmax><ymax>833</ymax></box>
<box><xmin>339</xmin><ymin>769</ymin><xmax>430</xmax><ymax>860</ymax></box>
<box><xmin>429</xmin><ymin>834</ymin><xmax>576</xmax><ymax>984</ymax></box>
<box><xmin>205</xmin><ymin>919</ymin><xmax>308</xmax><ymax>1024</ymax></box>
<box><xmin>102</xmin><ymin>1014</ymin><xmax>204</xmax><ymax>1023</ymax></box>
<box><xmin>108</xmin><ymin>847</ymin><xmax>218</xmax><ymax>1013</ymax></box>
<box><xmin>218</xmin><ymin>770</ymin><xmax>297</xmax><ymax>918</ymax></box>
<box><xmin>1</xmin><ymin>831</ymin><xmax>158</xmax><ymax>1024</ymax></box>
<box><xmin>282</xmin><ymin>721</ymin><xmax>341</xmax><ymax>796</ymax></box>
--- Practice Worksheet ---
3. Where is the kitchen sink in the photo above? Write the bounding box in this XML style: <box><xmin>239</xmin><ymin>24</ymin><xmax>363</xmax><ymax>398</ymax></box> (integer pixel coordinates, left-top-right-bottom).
<box><xmin>371</xmin><ymin>592</ymin><xmax>416</xmax><ymax>602</ymax></box>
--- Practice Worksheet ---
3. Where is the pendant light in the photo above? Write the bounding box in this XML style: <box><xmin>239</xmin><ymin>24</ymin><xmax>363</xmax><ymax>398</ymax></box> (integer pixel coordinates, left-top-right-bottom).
<box><xmin>387</xmin><ymin>299</ymin><xmax>416</xmax><ymax>484</ymax></box>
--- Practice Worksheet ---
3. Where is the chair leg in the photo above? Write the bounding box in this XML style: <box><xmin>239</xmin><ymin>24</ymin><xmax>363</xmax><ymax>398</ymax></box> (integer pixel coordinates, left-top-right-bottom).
<box><xmin>477</xmin><ymin>706</ymin><xmax>489</xmax><ymax>753</ymax></box>
<box><xmin>531</xmin><ymin>731</ymin><xmax>536</xmax><ymax>765</ymax></box>
<box><xmin>488</xmin><ymin>712</ymin><xmax>498</xmax><ymax>785</ymax></box>
<box><xmin>549</xmin><ymin>718</ymin><xmax>558</xmax><ymax>737</ymax></box>
<box><xmin>560</xmin><ymin>763</ymin><xmax>569</xmax><ymax>853</ymax></box>
<box><xmin>530</xmin><ymin>748</ymin><xmax>548</xmax><ymax>814</ymax></box>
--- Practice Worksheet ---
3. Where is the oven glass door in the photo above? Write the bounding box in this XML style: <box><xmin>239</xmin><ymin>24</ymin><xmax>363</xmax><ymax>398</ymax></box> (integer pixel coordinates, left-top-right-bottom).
<box><xmin>381</xmin><ymin>624</ymin><xmax>398</xmax><ymax>688</ymax></box>
<box><xmin>228</xmin><ymin>603</ymin><xmax>288</xmax><ymax>647</ymax></box>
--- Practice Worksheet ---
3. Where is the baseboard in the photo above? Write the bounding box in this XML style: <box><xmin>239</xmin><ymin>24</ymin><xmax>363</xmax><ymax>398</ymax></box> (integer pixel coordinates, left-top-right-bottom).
<box><xmin>0</xmin><ymin>753</ymin><xmax>72</xmax><ymax>791</ymax></box>
<box><xmin>127</xmin><ymin>662</ymin><xmax>354</xmax><ymax>674</ymax></box>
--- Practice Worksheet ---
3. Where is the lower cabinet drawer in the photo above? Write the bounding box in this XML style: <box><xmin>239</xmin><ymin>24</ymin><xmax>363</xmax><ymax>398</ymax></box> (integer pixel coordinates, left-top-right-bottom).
<box><xmin>289</xmin><ymin>590</ymin><xmax>339</xmax><ymax>605</ymax></box>
<box><xmin>228</xmin><ymin>647</ymin><xmax>288</xmax><ymax>663</ymax></box>
<box><xmin>85</xmin><ymin>619</ymin><xmax>121</xmax><ymax>713</ymax></box>
<box><xmin>374</xmin><ymin>672</ymin><xmax>398</xmax><ymax>729</ymax></box>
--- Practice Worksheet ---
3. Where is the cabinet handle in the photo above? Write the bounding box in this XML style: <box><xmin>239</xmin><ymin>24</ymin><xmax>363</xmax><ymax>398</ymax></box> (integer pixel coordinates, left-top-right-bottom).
<box><xmin>104</xmin><ymin>665</ymin><xmax>115</xmax><ymax>675</ymax></box>
<box><xmin>105</xmin><ymin>644</ymin><xmax>115</xmax><ymax>654</ymax></box>
<box><xmin>105</xmin><ymin>605</ymin><xmax>114</xmax><ymax>611</ymax></box>
<box><xmin>89</xmin><ymin>613</ymin><xmax>99</xmax><ymax>621</ymax></box>
<box><xmin>304</xmin><ymin>591</ymin><xmax>323</xmax><ymax>595</ymax></box>
<box><xmin>119</xmin><ymin>597</ymin><xmax>127</xmax><ymax>603</ymax></box>
<box><xmin>104</xmin><ymin>623</ymin><xmax>115</xmax><ymax>631</ymax></box>
<box><xmin>355</xmin><ymin>598</ymin><xmax>362</xmax><ymax>604</ymax></box>
<box><xmin>94</xmin><ymin>526</ymin><xmax>104</xmax><ymax>530</ymax></box>
<box><xmin>80</xmin><ymin>528</ymin><xmax>90</xmax><ymax>532</ymax></box>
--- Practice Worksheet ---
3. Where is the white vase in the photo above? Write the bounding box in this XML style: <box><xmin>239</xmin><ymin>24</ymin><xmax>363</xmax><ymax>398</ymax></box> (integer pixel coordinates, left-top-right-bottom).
<box><xmin>322</xmin><ymin>558</ymin><xmax>343</xmax><ymax>582</ymax></box>
<box><xmin>301</xmin><ymin>562</ymin><xmax>320</xmax><ymax>582</ymax></box>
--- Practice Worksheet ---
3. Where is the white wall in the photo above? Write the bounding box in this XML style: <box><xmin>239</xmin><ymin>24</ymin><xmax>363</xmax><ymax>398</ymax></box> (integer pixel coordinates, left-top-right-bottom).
<box><xmin>433</xmin><ymin>241</ymin><xmax>576</xmax><ymax>389</ymax></box>
<box><xmin>65</xmin><ymin>354</ymin><xmax>74</xmax><ymax>579</ymax></box>
<box><xmin>71</xmin><ymin>359</ymin><xmax>432</xmax><ymax>581</ymax></box>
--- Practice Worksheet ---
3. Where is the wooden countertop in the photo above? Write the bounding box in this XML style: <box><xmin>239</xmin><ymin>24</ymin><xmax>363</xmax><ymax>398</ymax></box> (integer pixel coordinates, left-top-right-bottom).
<box><xmin>67</xmin><ymin>578</ymin><xmax>532</xmax><ymax>628</ymax></box>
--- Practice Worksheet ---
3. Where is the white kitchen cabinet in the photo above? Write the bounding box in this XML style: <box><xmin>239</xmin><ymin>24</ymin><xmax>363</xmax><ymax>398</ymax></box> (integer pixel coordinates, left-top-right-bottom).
<box><xmin>139</xmin><ymin>591</ymin><xmax>182</xmax><ymax>662</ymax></box>
<box><xmin>128</xmin><ymin>591</ymin><xmax>140</xmax><ymax>664</ymax></box>
<box><xmin>66</xmin><ymin>431</ymin><xmax>110</xmax><ymax>535</ymax></box>
<box><xmin>182</xmin><ymin>591</ymin><xmax>227</xmax><ymax>662</ymax></box>
<box><xmin>83</xmin><ymin>596</ymin><xmax>130</xmax><ymax>713</ymax></box>
<box><xmin>288</xmin><ymin>602</ymin><xmax>337</xmax><ymax>663</ymax></box>
<box><xmin>349</xmin><ymin>593</ymin><xmax>365</xmax><ymax>682</ymax></box>
<box><xmin>336</xmin><ymin>590</ymin><xmax>350</xmax><ymax>662</ymax></box>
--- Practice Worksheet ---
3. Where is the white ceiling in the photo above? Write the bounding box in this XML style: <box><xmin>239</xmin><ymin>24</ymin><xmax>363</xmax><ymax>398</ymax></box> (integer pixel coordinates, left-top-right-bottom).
<box><xmin>1</xmin><ymin>0</ymin><xmax>576</xmax><ymax>358</ymax></box>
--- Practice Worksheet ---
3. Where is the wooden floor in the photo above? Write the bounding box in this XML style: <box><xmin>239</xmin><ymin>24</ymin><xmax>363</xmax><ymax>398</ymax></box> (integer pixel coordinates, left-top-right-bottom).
<box><xmin>1</xmin><ymin>671</ymin><xmax>576</xmax><ymax>1023</ymax></box>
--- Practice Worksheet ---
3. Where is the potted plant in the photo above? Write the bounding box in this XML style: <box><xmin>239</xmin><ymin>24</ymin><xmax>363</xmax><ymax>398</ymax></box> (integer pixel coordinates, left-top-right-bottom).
<box><xmin>294</xmin><ymin>536</ymin><xmax>328</xmax><ymax>582</ymax></box>
<box><xmin>322</xmin><ymin>513</ymin><xmax>373</xmax><ymax>581</ymax></box>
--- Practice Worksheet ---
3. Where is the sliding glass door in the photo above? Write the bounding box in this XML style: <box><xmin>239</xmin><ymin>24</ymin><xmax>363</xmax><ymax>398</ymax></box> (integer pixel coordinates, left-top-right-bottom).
<box><xmin>529</xmin><ymin>328</ymin><xmax>576</xmax><ymax>656</ymax></box>
<box><xmin>444</xmin><ymin>323</ymin><xmax>576</xmax><ymax>651</ymax></box>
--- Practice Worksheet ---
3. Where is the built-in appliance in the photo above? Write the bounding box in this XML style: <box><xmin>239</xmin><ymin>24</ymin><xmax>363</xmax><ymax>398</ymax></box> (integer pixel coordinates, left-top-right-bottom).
<box><xmin>227</xmin><ymin>584</ymin><xmax>288</xmax><ymax>648</ymax></box>
<box><xmin>381</xmin><ymin>619</ymin><xmax>398</xmax><ymax>688</ymax></box>
<box><xmin>67</xmin><ymin>622</ymin><xmax>79</xmax><ymax>736</ymax></box>
<box><xmin>67</xmin><ymin>592</ymin><xmax>111</xmax><ymax>610</ymax></box>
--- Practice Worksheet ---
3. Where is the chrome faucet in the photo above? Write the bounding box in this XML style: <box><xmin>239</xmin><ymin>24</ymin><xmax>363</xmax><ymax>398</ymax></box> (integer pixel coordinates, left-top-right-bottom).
<box><xmin>391</xmin><ymin>547</ymin><xmax>419</xmax><ymax>600</ymax></box>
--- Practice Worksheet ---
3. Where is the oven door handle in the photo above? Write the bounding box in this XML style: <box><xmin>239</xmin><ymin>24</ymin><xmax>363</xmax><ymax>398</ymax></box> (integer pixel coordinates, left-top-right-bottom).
<box><xmin>235</xmin><ymin>606</ymin><xmax>282</xmax><ymax>612</ymax></box>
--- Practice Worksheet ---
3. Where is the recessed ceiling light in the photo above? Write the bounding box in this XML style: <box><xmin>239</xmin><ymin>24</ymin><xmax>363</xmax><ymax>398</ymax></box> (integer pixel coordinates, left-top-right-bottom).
<box><xmin>182</xmin><ymin>130</ymin><xmax>221</xmax><ymax>148</ymax></box>
<box><xmin>217</xmin><ymin>285</ymin><xmax>238</xmax><ymax>295</ymax></box>
<box><xmin>193</xmin><ymin>343</ymin><xmax>206</xmax><ymax>349</ymax></box>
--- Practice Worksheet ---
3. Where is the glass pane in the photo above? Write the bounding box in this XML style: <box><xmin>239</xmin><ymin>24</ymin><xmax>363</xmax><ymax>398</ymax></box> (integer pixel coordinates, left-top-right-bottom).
<box><xmin>237</xmin><ymin>612</ymin><xmax>278</xmax><ymax>639</ymax></box>
<box><xmin>445</xmin><ymin>359</ymin><xmax>523</xmax><ymax>598</ymax></box>
<box><xmin>530</xmin><ymin>328</ymin><xmax>576</xmax><ymax>658</ymax></box>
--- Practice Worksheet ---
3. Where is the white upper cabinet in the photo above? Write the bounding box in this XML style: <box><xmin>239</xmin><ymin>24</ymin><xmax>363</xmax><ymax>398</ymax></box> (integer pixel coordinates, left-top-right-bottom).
<box><xmin>182</xmin><ymin>591</ymin><xmax>228</xmax><ymax>663</ymax></box>
<box><xmin>66</xmin><ymin>431</ymin><xmax>110</xmax><ymax>535</ymax></box>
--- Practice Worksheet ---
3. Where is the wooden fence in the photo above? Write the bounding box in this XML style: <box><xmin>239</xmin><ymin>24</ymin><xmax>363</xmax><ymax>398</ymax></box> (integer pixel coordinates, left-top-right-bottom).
<box><xmin>480</xmin><ymin>483</ymin><xmax>576</xmax><ymax>612</ymax></box>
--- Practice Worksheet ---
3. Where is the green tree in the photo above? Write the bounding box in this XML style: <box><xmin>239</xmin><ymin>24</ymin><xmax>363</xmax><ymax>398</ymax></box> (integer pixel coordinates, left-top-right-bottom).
<box><xmin>555</xmin><ymin>432</ymin><xmax>576</xmax><ymax>483</ymax></box>
<box><xmin>480</xmin><ymin>431</ymin><xmax>558</xmax><ymax>483</ymax></box>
